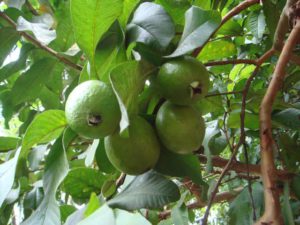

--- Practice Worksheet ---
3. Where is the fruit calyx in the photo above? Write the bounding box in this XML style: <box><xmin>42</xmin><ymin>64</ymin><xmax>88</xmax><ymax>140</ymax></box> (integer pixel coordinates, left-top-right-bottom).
<box><xmin>87</xmin><ymin>114</ymin><xmax>102</xmax><ymax>126</ymax></box>
<box><xmin>190</xmin><ymin>81</ymin><xmax>202</xmax><ymax>98</ymax></box>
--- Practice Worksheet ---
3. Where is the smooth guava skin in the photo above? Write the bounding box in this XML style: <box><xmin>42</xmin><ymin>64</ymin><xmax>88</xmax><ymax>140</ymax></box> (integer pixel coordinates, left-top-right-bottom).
<box><xmin>65</xmin><ymin>80</ymin><xmax>121</xmax><ymax>139</ymax></box>
<box><xmin>155</xmin><ymin>101</ymin><xmax>205</xmax><ymax>154</ymax></box>
<box><xmin>154</xmin><ymin>56</ymin><xmax>209</xmax><ymax>105</ymax></box>
<box><xmin>104</xmin><ymin>116</ymin><xmax>160</xmax><ymax>175</ymax></box>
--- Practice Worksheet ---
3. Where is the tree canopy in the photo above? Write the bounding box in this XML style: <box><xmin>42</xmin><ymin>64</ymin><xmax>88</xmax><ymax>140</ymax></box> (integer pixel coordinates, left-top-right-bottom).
<box><xmin>0</xmin><ymin>0</ymin><xmax>300</xmax><ymax>225</ymax></box>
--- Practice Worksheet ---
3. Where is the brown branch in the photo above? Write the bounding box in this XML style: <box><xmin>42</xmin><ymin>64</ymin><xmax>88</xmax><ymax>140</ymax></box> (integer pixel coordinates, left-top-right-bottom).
<box><xmin>193</xmin><ymin>0</ymin><xmax>260</xmax><ymax>56</ymax></box>
<box><xmin>116</xmin><ymin>173</ymin><xmax>126</xmax><ymax>187</ymax></box>
<box><xmin>205</xmin><ymin>90</ymin><xmax>243</xmax><ymax>97</ymax></box>
<box><xmin>159</xmin><ymin>187</ymin><xmax>244</xmax><ymax>220</ymax></box>
<box><xmin>255</xmin><ymin>18</ymin><xmax>300</xmax><ymax>225</ymax></box>
<box><xmin>0</xmin><ymin>12</ymin><xmax>83</xmax><ymax>71</ymax></box>
<box><xmin>204</xmin><ymin>59</ymin><xmax>258</xmax><ymax>66</ymax></box>
<box><xmin>197</xmin><ymin>154</ymin><xmax>293</xmax><ymax>180</ymax></box>
<box><xmin>25</xmin><ymin>0</ymin><xmax>39</xmax><ymax>16</ymax></box>
<box><xmin>201</xmin><ymin>48</ymin><xmax>275</xmax><ymax>225</ymax></box>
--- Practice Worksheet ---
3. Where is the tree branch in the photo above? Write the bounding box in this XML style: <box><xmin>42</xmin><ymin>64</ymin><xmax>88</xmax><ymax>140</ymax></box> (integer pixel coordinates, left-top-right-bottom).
<box><xmin>204</xmin><ymin>59</ymin><xmax>258</xmax><ymax>66</ymax></box>
<box><xmin>0</xmin><ymin>12</ymin><xmax>83</xmax><ymax>71</ymax></box>
<box><xmin>255</xmin><ymin>17</ymin><xmax>300</xmax><ymax>225</ymax></box>
<box><xmin>197</xmin><ymin>154</ymin><xmax>293</xmax><ymax>180</ymax></box>
<box><xmin>193</xmin><ymin>0</ymin><xmax>260</xmax><ymax>56</ymax></box>
<box><xmin>201</xmin><ymin>48</ymin><xmax>275</xmax><ymax>225</ymax></box>
<box><xmin>159</xmin><ymin>187</ymin><xmax>244</xmax><ymax>220</ymax></box>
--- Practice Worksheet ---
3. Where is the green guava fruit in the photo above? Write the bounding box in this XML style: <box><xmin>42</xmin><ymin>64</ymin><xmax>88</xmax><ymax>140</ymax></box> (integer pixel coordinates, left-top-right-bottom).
<box><xmin>153</xmin><ymin>56</ymin><xmax>210</xmax><ymax>105</ymax></box>
<box><xmin>155</xmin><ymin>101</ymin><xmax>205</xmax><ymax>154</ymax></box>
<box><xmin>104</xmin><ymin>116</ymin><xmax>160</xmax><ymax>175</ymax></box>
<box><xmin>65</xmin><ymin>80</ymin><xmax>121</xmax><ymax>139</ymax></box>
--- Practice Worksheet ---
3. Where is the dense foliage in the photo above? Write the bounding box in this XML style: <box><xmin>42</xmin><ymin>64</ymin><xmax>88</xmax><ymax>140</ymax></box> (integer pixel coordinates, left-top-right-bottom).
<box><xmin>0</xmin><ymin>0</ymin><xmax>299</xmax><ymax>224</ymax></box>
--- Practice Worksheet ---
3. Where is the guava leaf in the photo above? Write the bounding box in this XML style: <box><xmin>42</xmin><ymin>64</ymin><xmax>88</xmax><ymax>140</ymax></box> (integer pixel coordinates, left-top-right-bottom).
<box><xmin>21</xmin><ymin>136</ymin><xmax>69</xmax><ymax>225</ymax></box>
<box><xmin>16</xmin><ymin>14</ymin><xmax>56</xmax><ymax>45</ymax></box>
<box><xmin>127</xmin><ymin>2</ymin><xmax>175</xmax><ymax>50</ymax></box>
<box><xmin>272</xmin><ymin>108</ymin><xmax>300</xmax><ymax>130</ymax></box>
<box><xmin>78</xmin><ymin>204</ymin><xmax>151</xmax><ymax>225</ymax></box>
<box><xmin>155</xmin><ymin>148</ymin><xmax>205</xmax><ymax>185</ymax></box>
<box><xmin>0</xmin><ymin>44</ymin><xmax>33</xmax><ymax>82</ymax></box>
<box><xmin>21</xmin><ymin>110</ymin><xmax>67</xmax><ymax>159</ymax></box>
<box><xmin>0</xmin><ymin>136</ymin><xmax>21</xmax><ymax>152</ymax></box>
<box><xmin>166</xmin><ymin>6</ymin><xmax>221</xmax><ymax>58</ymax></box>
<box><xmin>110</xmin><ymin>61</ymin><xmax>156</xmax><ymax>133</ymax></box>
<box><xmin>70</xmin><ymin>0</ymin><xmax>123</xmax><ymax>62</ymax></box>
<box><xmin>119</xmin><ymin>0</ymin><xmax>140</xmax><ymax>28</ymax></box>
<box><xmin>0</xmin><ymin>27</ymin><xmax>20</xmax><ymax>66</ymax></box>
<box><xmin>94</xmin><ymin>22</ymin><xmax>125</xmax><ymax>81</ymax></box>
<box><xmin>0</xmin><ymin>148</ymin><xmax>21</xmax><ymax>207</ymax></box>
<box><xmin>108</xmin><ymin>170</ymin><xmax>180</xmax><ymax>210</ymax></box>
<box><xmin>246</xmin><ymin>10</ymin><xmax>266</xmax><ymax>40</ymax></box>
<box><xmin>9</xmin><ymin>58</ymin><xmax>59</xmax><ymax>106</ymax></box>
<box><xmin>228</xmin><ymin>183</ymin><xmax>264</xmax><ymax>225</ymax></box>
<box><xmin>63</xmin><ymin>168</ymin><xmax>107</xmax><ymax>199</ymax></box>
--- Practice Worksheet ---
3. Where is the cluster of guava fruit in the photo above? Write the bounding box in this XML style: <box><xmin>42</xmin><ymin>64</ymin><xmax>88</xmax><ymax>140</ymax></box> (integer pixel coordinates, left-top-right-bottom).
<box><xmin>65</xmin><ymin>56</ymin><xmax>209</xmax><ymax>175</ymax></box>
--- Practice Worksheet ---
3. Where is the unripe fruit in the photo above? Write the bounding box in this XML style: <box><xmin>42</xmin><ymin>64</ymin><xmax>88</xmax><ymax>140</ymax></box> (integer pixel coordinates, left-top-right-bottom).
<box><xmin>105</xmin><ymin>116</ymin><xmax>160</xmax><ymax>175</ymax></box>
<box><xmin>156</xmin><ymin>101</ymin><xmax>205</xmax><ymax>154</ymax></box>
<box><xmin>153</xmin><ymin>56</ymin><xmax>209</xmax><ymax>105</ymax></box>
<box><xmin>65</xmin><ymin>80</ymin><xmax>121</xmax><ymax>139</ymax></box>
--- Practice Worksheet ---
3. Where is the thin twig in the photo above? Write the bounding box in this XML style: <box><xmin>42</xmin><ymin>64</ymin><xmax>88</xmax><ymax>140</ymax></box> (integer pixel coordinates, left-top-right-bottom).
<box><xmin>197</xmin><ymin>154</ymin><xmax>293</xmax><ymax>180</ymax></box>
<box><xmin>243</xmin><ymin>143</ymin><xmax>257</xmax><ymax>221</ymax></box>
<box><xmin>193</xmin><ymin>0</ymin><xmax>260</xmax><ymax>57</ymax></box>
<box><xmin>204</xmin><ymin>59</ymin><xmax>258</xmax><ymax>66</ymax></box>
<box><xmin>159</xmin><ymin>187</ymin><xmax>244</xmax><ymax>220</ymax></box>
<box><xmin>201</xmin><ymin>48</ymin><xmax>275</xmax><ymax>225</ymax></box>
<box><xmin>0</xmin><ymin>12</ymin><xmax>83</xmax><ymax>71</ymax></box>
<box><xmin>205</xmin><ymin>90</ymin><xmax>243</xmax><ymax>97</ymax></box>
<box><xmin>25</xmin><ymin>0</ymin><xmax>39</xmax><ymax>16</ymax></box>
<box><xmin>116</xmin><ymin>173</ymin><xmax>126</xmax><ymax>187</ymax></box>
<box><xmin>255</xmin><ymin>17</ymin><xmax>300</xmax><ymax>225</ymax></box>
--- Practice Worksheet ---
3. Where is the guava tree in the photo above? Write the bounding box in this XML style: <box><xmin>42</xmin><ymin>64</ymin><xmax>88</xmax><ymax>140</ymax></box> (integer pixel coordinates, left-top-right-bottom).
<box><xmin>0</xmin><ymin>0</ymin><xmax>299</xmax><ymax>224</ymax></box>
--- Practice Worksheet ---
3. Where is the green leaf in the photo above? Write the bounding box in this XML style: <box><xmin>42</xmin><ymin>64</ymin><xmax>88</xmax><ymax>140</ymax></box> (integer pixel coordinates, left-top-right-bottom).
<box><xmin>272</xmin><ymin>108</ymin><xmax>300</xmax><ymax>130</ymax></box>
<box><xmin>9</xmin><ymin>58</ymin><xmax>58</xmax><ymax>105</ymax></box>
<box><xmin>119</xmin><ymin>0</ymin><xmax>140</xmax><ymax>28</ymax></box>
<box><xmin>228</xmin><ymin>183</ymin><xmax>264</xmax><ymax>225</ymax></box>
<box><xmin>167</xmin><ymin>6</ymin><xmax>221</xmax><ymax>58</ymax></box>
<box><xmin>0</xmin><ymin>148</ymin><xmax>21</xmax><ymax>207</ymax></box>
<box><xmin>262</xmin><ymin>0</ymin><xmax>281</xmax><ymax>41</ymax></box>
<box><xmin>127</xmin><ymin>2</ymin><xmax>175</xmax><ymax>50</ymax></box>
<box><xmin>95</xmin><ymin>140</ymin><xmax>115</xmax><ymax>174</ymax></box>
<box><xmin>85</xmin><ymin>139</ymin><xmax>100</xmax><ymax>167</ymax></box>
<box><xmin>21</xmin><ymin>136</ymin><xmax>69</xmax><ymax>225</ymax></box>
<box><xmin>171</xmin><ymin>192</ymin><xmax>189</xmax><ymax>225</ymax></box>
<box><xmin>155</xmin><ymin>148</ymin><xmax>205</xmax><ymax>185</ymax></box>
<box><xmin>198</xmin><ymin>40</ymin><xmax>237</xmax><ymax>61</ymax></box>
<box><xmin>0</xmin><ymin>44</ymin><xmax>33</xmax><ymax>82</ymax></box>
<box><xmin>21</xmin><ymin>110</ymin><xmax>67</xmax><ymax>158</ymax></box>
<box><xmin>155</xmin><ymin>0</ymin><xmax>190</xmax><ymax>25</ymax></box>
<box><xmin>110</xmin><ymin>61</ymin><xmax>155</xmax><ymax>132</ymax></box>
<box><xmin>60</xmin><ymin>205</ymin><xmax>76</xmax><ymax>223</ymax></box>
<box><xmin>78</xmin><ymin>204</ymin><xmax>151</xmax><ymax>225</ymax></box>
<box><xmin>217</xmin><ymin>20</ymin><xmax>243</xmax><ymax>36</ymax></box>
<box><xmin>0</xmin><ymin>136</ymin><xmax>20</xmax><ymax>152</ymax></box>
<box><xmin>84</xmin><ymin>193</ymin><xmax>100</xmax><ymax>218</ymax></box>
<box><xmin>227</xmin><ymin>110</ymin><xmax>259</xmax><ymax>130</ymax></box>
<box><xmin>246</xmin><ymin>10</ymin><xmax>266</xmax><ymax>40</ymax></box>
<box><xmin>108</xmin><ymin>170</ymin><xmax>180</xmax><ymax>210</ymax></box>
<box><xmin>94</xmin><ymin>21</ymin><xmax>124</xmax><ymax>81</ymax></box>
<box><xmin>78</xmin><ymin>204</ymin><xmax>115</xmax><ymax>225</ymax></box>
<box><xmin>0</xmin><ymin>27</ymin><xmax>20</xmax><ymax>66</ymax></box>
<box><xmin>16</xmin><ymin>15</ymin><xmax>56</xmax><ymax>45</ymax></box>
<box><xmin>101</xmin><ymin>179</ymin><xmax>117</xmax><ymax>198</ymax></box>
<box><xmin>63</xmin><ymin>168</ymin><xmax>107</xmax><ymax>199</ymax></box>
<box><xmin>70</xmin><ymin>0</ymin><xmax>123</xmax><ymax>62</ymax></box>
